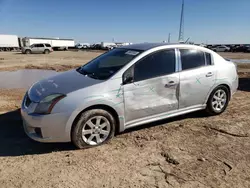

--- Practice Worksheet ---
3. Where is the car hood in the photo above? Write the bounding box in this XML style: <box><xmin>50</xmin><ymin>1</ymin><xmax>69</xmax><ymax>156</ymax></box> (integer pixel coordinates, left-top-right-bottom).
<box><xmin>28</xmin><ymin>69</ymin><xmax>103</xmax><ymax>102</ymax></box>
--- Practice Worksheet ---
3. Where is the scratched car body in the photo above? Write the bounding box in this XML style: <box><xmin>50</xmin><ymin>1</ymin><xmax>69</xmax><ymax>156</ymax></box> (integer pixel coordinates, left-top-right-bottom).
<box><xmin>21</xmin><ymin>43</ymin><xmax>238</xmax><ymax>148</ymax></box>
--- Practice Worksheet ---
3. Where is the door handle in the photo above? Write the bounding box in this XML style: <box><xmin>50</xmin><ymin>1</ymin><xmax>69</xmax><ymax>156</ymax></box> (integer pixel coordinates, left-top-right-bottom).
<box><xmin>165</xmin><ymin>81</ymin><xmax>176</xmax><ymax>88</ymax></box>
<box><xmin>206</xmin><ymin>72</ymin><xmax>213</xmax><ymax>77</ymax></box>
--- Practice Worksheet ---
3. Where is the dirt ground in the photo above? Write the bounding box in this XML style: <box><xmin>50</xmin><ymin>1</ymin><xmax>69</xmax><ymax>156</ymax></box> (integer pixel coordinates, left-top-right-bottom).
<box><xmin>0</xmin><ymin>51</ymin><xmax>250</xmax><ymax>188</ymax></box>
<box><xmin>0</xmin><ymin>51</ymin><xmax>103</xmax><ymax>71</ymax></box>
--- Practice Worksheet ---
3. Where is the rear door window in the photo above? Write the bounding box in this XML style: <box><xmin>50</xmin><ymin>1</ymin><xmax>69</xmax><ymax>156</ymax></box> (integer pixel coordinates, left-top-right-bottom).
<box><xmin>180</xmin><ymin>49</ymin><xmax>206</xmax><ymax>70</ymax></box>
<box><xmin>205</xmin><ymin>53</ymin><xmax>212</xmax><ymax>65</ymax></box>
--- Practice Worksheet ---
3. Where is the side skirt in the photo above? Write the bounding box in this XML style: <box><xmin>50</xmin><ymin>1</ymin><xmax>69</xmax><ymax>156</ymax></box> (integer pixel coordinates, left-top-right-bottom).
<box><xmin>124</xmin><ymin>105</ymin><xmax>206</xmax><ymax>130</ymax></box>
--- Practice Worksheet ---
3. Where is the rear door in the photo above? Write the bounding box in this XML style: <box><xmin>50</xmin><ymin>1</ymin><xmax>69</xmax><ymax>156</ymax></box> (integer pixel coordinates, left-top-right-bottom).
<box><xmin>123</xmin><ymin>49</ymin><xmax>179</xmax><ymax>123</ymax></box>
<box><xmin>178</xmin><ymin>49</ymin><xmax>216</xmax><ymax>109</ymax></box>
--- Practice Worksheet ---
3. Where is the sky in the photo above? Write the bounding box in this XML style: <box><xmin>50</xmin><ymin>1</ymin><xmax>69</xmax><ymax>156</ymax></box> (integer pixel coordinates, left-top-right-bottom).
<box><xmin>0</xmin><ymin>0</ymin><xmax>249</xmax><ymax>44</ymax></box>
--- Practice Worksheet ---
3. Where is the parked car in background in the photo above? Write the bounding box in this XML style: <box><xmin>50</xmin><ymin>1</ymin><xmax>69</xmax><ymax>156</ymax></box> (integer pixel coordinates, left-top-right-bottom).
<box><xmin>213</xmin><ymin>45</ymin><xmax>230</xmax><ymax>52</ymax></box>
<box><xmin>75</xmin><ymin>43</ymin><xmax>90</xmax><ymax>49</ymax></box>
<box><xmin>21</xmin><ymin>43</ymin><xmax>238</xmax><ymax>149</ymax></box>
<box><xmin>89</xmin><ymin>43</ymin><xmax>102</xmax><ymax>50</ymax></box>
<box><xmin>246</xmin><ymin>46</ymin><xmax>250</xmax><ymax>53</ymax></box>
<box><xmin>205</xmin><ymin>45</ymin><xmax>213</xmax><ymax>50</ymax></box>
<box><xmin>22</xmin><ymin>43</ymin><xmax>53</xmax><ymax>54</ymax></box>
<box><xmin>232</xmin><ymin>45</ymin><xmax>249</xmax><ymax>52</ymax></box>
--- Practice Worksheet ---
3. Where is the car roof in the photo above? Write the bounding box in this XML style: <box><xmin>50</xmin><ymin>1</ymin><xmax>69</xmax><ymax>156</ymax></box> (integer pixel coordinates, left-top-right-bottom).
<box><xmin>119</xmin><ymin>43</ymin><xmax>192</xmax><ymax>51</ymax></box>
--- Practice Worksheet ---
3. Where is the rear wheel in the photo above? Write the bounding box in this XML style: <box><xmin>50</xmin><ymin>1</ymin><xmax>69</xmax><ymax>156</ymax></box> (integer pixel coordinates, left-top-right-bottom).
<box><xmin>44</xmin><ymin>49</ymin><xmax>50</xmax><ymax>54</ymax></box>
<box><xmin>206</xmin><ymin>85</ymin><xmax>229</xmax><ymax>115</ymax></box>
<box><xmin>25</xmin><ymin>49</ymin><xmax>31</xmax><ymax>54</ymax></box>
<box><xmin>72</xmin><ymin>109</ymin><xmax>116</xmax><ymax>149</ymax></box>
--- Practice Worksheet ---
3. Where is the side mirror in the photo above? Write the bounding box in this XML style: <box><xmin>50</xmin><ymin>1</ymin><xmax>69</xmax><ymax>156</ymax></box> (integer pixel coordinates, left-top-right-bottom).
<box><xmin>122</xmin><ymin>66</ymin><xmax>134</xmax><ymax>85</ymax></box>
<box><xmin>123</xmin><ymin>75</ymin><xmax>133</xmax><ymax>85</ymax></box>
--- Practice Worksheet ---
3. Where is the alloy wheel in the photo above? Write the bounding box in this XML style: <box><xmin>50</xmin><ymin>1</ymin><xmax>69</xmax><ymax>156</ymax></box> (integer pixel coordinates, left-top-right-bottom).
<box><xmin>212</xmin><ymin>89</ymin><xmax>227</xmax><ymax>112</ymax></box>
<box><xmin>81</xmin><ymin>116</ymin><xmax>111</xmax><ymax>145</ymax></box>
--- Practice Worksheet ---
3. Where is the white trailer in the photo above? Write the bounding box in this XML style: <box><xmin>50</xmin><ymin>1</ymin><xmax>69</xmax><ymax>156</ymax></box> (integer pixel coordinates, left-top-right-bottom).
<box><xmin>22</xmin><ymin>37</ymin><xmax>75</xmax><ymax>50</ymax></box>
<box><xmin>101</xmin><ymin>42</ymin><xmax>116</xmax><ymax>49</ymax></box>
<box><xmin>0</xmin><ymin>34</ymin><xmax>19</xmax><ymax>51</ymax></box>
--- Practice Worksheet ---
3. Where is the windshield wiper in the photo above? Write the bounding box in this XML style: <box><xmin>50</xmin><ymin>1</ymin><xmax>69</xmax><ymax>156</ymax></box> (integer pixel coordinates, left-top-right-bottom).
<box><xmin>77</xmin><ymin>68</ymin><xmax>90</xmax><ymax>75</ymax></box>
<box><xmin>76</xmin><ymin>68</ymin><xmax>100</xmax><ymax>79</ymax></box>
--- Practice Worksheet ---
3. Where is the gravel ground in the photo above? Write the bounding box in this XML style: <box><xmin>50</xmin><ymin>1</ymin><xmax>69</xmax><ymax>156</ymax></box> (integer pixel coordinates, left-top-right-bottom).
<box><xmin>0</xmin><ymin>51</ymin><xmax>250</xmax><ymax>188</ymax></box>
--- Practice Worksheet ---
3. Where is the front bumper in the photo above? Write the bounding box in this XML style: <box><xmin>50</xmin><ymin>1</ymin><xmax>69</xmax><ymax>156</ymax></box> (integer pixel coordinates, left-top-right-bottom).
<box><xmin>21</xmin><ymin>107</ymin><xmax>71</xmax><ymax>143</ymax></box>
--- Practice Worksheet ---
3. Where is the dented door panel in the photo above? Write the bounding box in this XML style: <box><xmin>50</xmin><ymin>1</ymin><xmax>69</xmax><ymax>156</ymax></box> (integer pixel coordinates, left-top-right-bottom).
<box><xmin>123</xmin><ymin>73</ymin><xmax>179</xmax><ymax>123</ymax></box>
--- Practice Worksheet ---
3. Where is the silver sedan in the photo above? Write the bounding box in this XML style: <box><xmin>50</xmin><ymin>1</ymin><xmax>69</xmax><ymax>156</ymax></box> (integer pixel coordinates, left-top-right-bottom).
<box><xmin>21</xmin><ymin>43</ymin><xmax>238</xmax><ymax>148</ymax></box>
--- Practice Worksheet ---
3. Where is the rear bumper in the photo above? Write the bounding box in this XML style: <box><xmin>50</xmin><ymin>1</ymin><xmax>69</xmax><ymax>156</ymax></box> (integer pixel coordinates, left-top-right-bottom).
<box><xmin>232</xmin><ymin>75</ymin><xmax>239</xmax><ymax>96</ymax></box>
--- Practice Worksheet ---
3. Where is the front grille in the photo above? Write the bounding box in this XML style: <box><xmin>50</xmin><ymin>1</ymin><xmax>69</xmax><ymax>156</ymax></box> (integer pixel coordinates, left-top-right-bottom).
<box><xmin>25</xmin><ymin>94</ymin><xmax>32</xmax><ymax>107</ymax></box>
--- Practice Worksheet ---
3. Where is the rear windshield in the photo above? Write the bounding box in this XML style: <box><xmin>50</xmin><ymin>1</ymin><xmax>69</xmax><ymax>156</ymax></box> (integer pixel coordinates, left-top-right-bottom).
<box><xmin>77</xmin><ymin>48</ymin><xmax>143</xmax><ymax>80</ymax></box>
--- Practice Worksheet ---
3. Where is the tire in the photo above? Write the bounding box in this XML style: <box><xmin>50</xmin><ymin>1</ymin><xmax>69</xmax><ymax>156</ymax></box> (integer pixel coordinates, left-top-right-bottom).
<box><xmin>205</xmin><ymin>85</ymin><xmax>230</xmax><ymax>116</ymax></box>
<box><xmin>25</xmin><ymin>50</ymin><xmax>31</xmax><ymax>54</ymax></box>
<box><xmin>72</xmin><ymin>109</ymin><xmax>116</xmax><ymax>149</ymax></box>
<box><xmin>44</xmin><ymin>49</ymin><xmax>50</xmax><ymax>54</ymax></box>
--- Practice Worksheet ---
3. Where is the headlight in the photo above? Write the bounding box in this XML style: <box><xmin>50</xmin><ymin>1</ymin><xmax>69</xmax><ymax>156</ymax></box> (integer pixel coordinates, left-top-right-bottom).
<box><xmin>34</xmin><ymin>94</ymin><xmax>66</xmax><ymax>114</ymax></box>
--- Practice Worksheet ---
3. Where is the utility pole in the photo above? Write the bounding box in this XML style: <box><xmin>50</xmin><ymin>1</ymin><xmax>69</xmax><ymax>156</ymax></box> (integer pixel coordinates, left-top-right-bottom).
<box><xmin>168</xmin><ymin>33</ymin><xmax>171</xmax><ymax>43</ymax></box>
<box><xmin>178</xmin><ymin>0</ymin><xmax>184</xmax><ymax>43</ymax></box>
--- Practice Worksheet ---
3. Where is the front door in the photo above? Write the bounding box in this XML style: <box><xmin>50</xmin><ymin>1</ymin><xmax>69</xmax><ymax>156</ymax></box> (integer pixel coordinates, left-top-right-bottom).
<box><xmin>178</xmin><ymin>49</ymin><xmax>216</xmax><ymax>109</ymax></box>
<box><xmin>31</xmin><ymin>44</ymin><xmax>40</xmax><ymax>53</ymax></box>
<box><xmin>123</xmin><ymin>49</ymin><xmax>179</xmax><ymax>123</ymax></box>
<box><xmin>36</xmin><ymin>44</ymin><xmax>44</xmax><ymax>53</ymax></box>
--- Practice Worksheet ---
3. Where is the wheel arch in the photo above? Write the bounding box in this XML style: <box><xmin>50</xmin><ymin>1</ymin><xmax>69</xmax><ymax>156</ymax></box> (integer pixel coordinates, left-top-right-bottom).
<box><xmin>44</xmin><ymin>49</ymin><xmax>50</xmax><ymax>53</ymax></box>
<box><xmin>205</xmin><ymin>83</ymin><xmax>231</xmax><ymax>104</ymax></box>
<box><xmin>69</xmin><ymin>104</ymin><xmax>122</xmax><ymax>142</ymax></box>
<box><xmin>220</xmin><ymin>84</ymin><xmax>231</xmax><ymax>100</ymax></box>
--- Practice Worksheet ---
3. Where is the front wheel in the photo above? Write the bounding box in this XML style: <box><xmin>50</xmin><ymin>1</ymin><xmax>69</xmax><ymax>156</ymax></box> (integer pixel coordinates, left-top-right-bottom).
<box><xmin>25</xmin><ymin>50</ymin><xmax>31</xmax><ymax>54</ymax></box>
<box><xmin>205</xmin><ymin>85</ymin><xmax>230</xmax><ymax>115</ymax></box>
<box><xmin>72</xmin><ymin>109</ymin><xmax>116</xmax><ymax>149</ymax></box>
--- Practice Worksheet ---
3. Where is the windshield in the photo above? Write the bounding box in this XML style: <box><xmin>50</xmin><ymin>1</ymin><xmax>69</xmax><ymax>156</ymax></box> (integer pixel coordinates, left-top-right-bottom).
<box><xmin>77</xmin><ymin>48</ymin><xmax>143</xmax><ymax>80</ymax></box>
